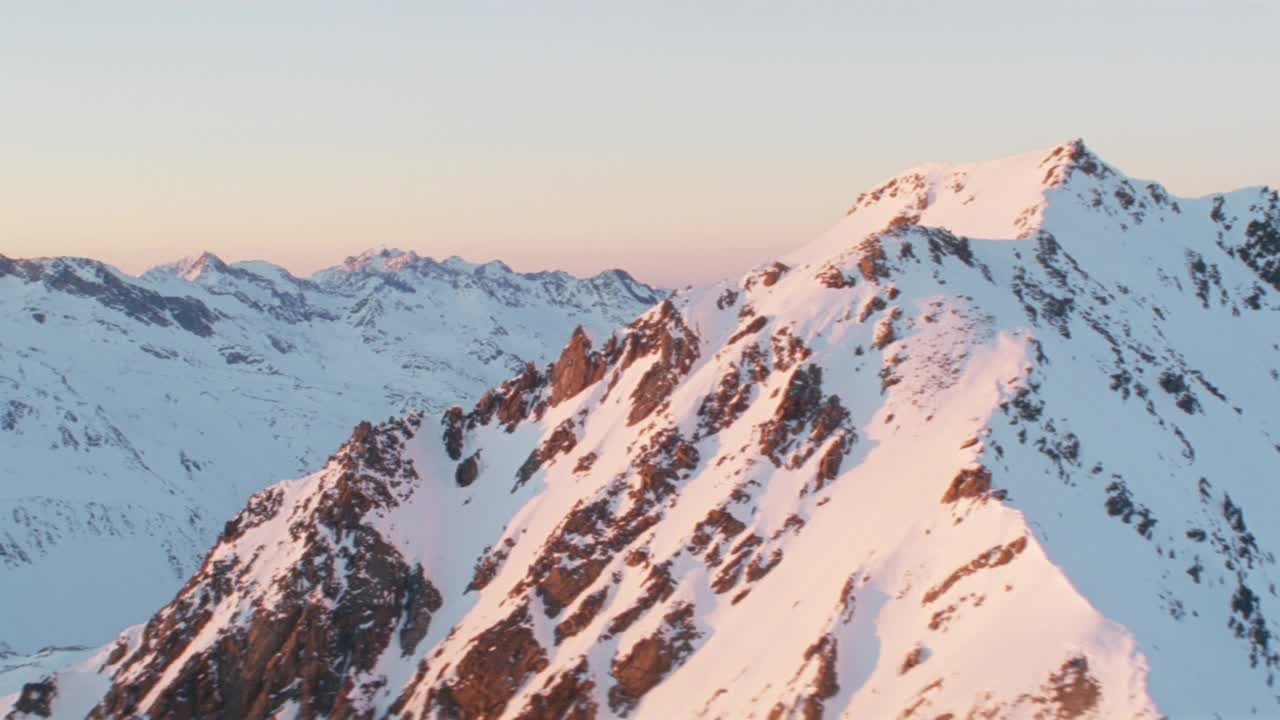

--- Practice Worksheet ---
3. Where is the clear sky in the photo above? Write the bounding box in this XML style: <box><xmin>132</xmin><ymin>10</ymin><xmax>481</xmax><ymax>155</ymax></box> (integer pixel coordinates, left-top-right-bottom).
<box><xmin>2</xmin><ymin>2</ymin><xmax>1277</xmax><ymax>286</ymax></box>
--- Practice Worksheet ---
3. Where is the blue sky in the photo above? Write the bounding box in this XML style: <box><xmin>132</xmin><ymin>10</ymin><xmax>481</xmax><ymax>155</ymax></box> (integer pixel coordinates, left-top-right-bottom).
<box><xmin>2</xmin><ymin>2</ymin><xmax>1277</xmax><ymax>284</ymax></box>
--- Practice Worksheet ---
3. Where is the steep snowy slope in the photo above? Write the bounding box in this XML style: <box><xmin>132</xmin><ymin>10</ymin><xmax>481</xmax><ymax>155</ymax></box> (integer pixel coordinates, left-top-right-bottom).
<box><xmin>12</xmin><ymin>140</ymin><xmax>1280</xmax><ymax>719</ymax></box>
<box><xmin>0</xmin><ymin>249</ymin><xmax>660</xmax><ymax>655</ymax></box>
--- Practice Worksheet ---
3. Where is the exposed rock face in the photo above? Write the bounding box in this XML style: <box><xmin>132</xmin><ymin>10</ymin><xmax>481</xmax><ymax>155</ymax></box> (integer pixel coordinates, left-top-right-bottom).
<box><xmin>623</xmin><ymin>301</ymin><xmax>701</xmax><ymax>426</ymax></box>
<box><xmin>798</xmin><ymin>635</ymin><xmax>840</xmax><ymax>720</ymax></box>
<box><xmin>1039</xmin><ymin>656</ymin><xmax>1103</xmax><ymax>719</ymax></box>
<box><xmin>812</xmin><ymin>431</ymin><xmax>852</xmax><ymax>493</ymax></box>
<box><xmin>511</xmin><ymin>658</ymin><xmax>598</xmax><ymax>720</ymax></box>
<box><xmin>549</xmin><ymin>327</ymin><xmax>610</xmax><ymax>407</ymax></box>
<box><xmin>472</xmin><ymin>362</ymin><xmax>548</xmax><ymax>432</ymax></box>
<box><xmin>501</xmin><ymin>425</ymin><xmax>698</xmax><ymax>624</ymax></box>
<box><xmin>725</xmin><ymin>314</ymin><xmax>769</xmax><ymax>345</ymax></box>
<box><xmin>939</xmin><ymin>466</ymin><xmax>993</xmax><ymax>503</ymax></box>
<box><xmin>856</xmin><ymin>237</ymin><xmax>891</xmax><ymax>282</ymax></box>
<box><xmin>607</xmin><ymin>603</ymin><xmax>700</xmax><ymax>715</ymax></box>
<box><xmin>89</xmin><ymin>418</ymin><xmax>444</xmax><ymax>720</ymax></box>
<box><xmin>427</xmin><ymin>603</ymin><xmax>549</xmax><ymax>719</ymax></box>
<box><xmin>694</xmin><ymin>341</ymin><xmax>768</xmax><ymax>440</ymax></box>
<box><xmin>815</xmin><ymin>263</ymin><xmax>857</xmax><ymax>289</ymax></box>
<box><xmin>758</xmin><ymin>364</ymin><xmax>854</xmax><ymax>471</ymax></box>
<box><xmin>899</xmin><ymin>644</ymin><xmax>927</xmax><ymax>675</ymax></box>
<box><xmin>921</xmin><ymin>536</ymin><xmax>1028</xmax><ymax>606</ymax></box>
<box><xmin>455</xmin><ymin>450</ymin><xmax>481</xmax><ymax>487</ymax></box>
<box><xmin>757</xmin><ymin>262</ymin><xmax>791</xmax><ymax>288</ymax></box>
<box><xmin>515</xmin><ymin>420</ymin><xmax>578</xmax><ymax>489</ymax></box>
<box><xmin>7</xmin><ymin>680</ymin><xmax>56</xmax><ymax>719</ymax></box>
<box><xmin>443</xmin><ymin>407</ymin><xmax>466</xmax><ymax>461</ymax></box>
<box><xmin>24</xmin><ymin>142</ymin><xmax>1280</xmax><ymax>720</ymax></box>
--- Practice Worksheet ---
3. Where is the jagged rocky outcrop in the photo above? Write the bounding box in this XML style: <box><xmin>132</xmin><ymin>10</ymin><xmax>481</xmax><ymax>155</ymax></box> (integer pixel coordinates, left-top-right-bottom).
<box><xmin>11</xmin><ymin>141</ymin><xmax>1280</xmax><ymax>719</ymax></box>
<box><xmin>91</xmin><ymin>417</ymin><xmax>441</xmax><ymax>720</ymax></box>
<box><xmin>548</xmin><ymin>327</ymin><xmax>610</xmax><ymax>407</ymax></box>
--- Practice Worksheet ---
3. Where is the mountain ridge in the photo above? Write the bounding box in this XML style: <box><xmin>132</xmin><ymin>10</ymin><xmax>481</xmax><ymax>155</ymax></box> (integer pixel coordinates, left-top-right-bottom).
<box><xmin>137</xmin><ymin>246</ymin><xmax>658</xmax><ymax>294</ymax></box>
<box><xmin>7</xmin><ymin>140</ymin><xmax>1280</xmax><ymax>719</ymax></box>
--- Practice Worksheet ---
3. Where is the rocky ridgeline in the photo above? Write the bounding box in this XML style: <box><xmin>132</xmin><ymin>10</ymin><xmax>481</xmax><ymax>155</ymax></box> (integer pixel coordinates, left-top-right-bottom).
<box><xmin>89</xmin><ymin>416</ymin><xmax>441</xmax><ymax>720</ymax></box>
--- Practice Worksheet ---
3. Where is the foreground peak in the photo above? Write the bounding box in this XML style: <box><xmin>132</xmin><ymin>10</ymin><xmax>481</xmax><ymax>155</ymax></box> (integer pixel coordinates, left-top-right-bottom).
<box><xmin>786</xmin><ymin>139</ymin><xmax>1149</xmax><ymax>268</ymax></box>
<box><xmin>884</xmin><ymin>138</ymin><xmax>1111</xmax><ymax>189</ymax></box>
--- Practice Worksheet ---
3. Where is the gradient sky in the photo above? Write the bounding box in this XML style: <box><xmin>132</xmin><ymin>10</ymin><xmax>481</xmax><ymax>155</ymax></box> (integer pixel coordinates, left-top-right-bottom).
<box><xmin>2</xmin><ymin>2</ymin><xmax>1277</xmax><ymax>286</ymax></box>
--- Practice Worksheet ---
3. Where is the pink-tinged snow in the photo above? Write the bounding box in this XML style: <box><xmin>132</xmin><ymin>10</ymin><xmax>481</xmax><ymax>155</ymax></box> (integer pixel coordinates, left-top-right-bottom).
<box><xmin>368</xmin><ymin>141</ymin><xmax>1190</xmax><ymax>716</ymax></box>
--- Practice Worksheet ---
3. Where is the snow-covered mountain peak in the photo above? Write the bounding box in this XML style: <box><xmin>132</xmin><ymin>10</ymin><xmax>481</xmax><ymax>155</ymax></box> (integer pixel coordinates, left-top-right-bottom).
<box><xmin>10</xmin><ymin>146</ymin><xmax>1280</xmax><ymax>719</ymax></box>
<box><xmin>791</xmin><ymin>139</ymin><xmax>1197</xmax><ymax>274</ymax></box>
<box><xmin>143</xmin><ymin>250</ymin><xmax>245</xmax><ymax>284</ymax></box>
<box><xmin>171</xmin><ymin>251</ymin><xmax>229</xmax><ymax>282</ymax></box>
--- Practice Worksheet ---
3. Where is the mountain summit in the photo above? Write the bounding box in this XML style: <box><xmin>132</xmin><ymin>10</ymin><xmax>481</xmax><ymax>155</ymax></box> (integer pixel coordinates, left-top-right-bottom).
<box><xmin>7</xmin><ymin>142</ymin><xmax>1280</xmax><ymax>719</ymax></box>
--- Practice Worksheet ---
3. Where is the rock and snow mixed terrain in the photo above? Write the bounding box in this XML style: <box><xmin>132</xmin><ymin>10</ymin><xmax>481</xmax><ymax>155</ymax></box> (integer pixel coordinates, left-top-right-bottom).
<box><xmin>6</xmin><ymin>139</ymin><xmax>1280</xmax><ymax>719</ymax></box>
<box><xmin>0</xmin><ymin>249</ymin><xmax>660</xmax><ymax>655</ymax></box>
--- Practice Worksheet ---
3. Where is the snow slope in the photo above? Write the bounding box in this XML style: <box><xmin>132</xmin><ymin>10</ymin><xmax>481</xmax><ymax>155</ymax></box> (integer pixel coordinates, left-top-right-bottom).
<box><xmin>10</xmin><ymin>140</ymin><xmax>1280</xmax><ymax>719</ymax></box>
<box><xmin>0</xmin><ymin>249</ymin><xmax>660</xmax><ymax>655</ymax></box>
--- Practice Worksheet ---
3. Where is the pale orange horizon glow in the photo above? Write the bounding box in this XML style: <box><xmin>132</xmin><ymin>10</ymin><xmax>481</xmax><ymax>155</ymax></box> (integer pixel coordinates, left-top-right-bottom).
<box><xmin>3</xmin><ymin>2</ymin><xmax>1277</xmax><ymax>286</ymax></box>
